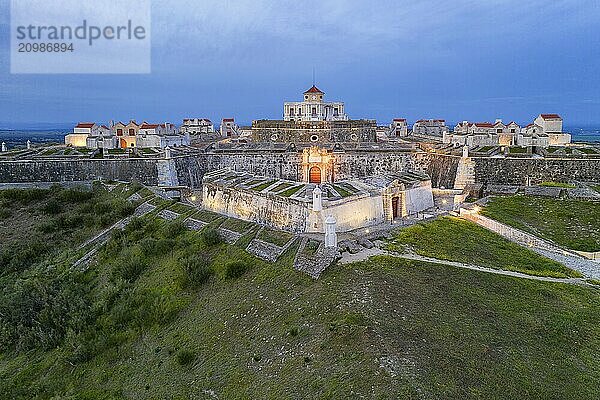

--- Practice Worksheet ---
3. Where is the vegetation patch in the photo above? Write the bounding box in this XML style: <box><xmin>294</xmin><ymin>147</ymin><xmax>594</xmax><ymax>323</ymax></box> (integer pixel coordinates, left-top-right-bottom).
<box><xmin>220</xmin><ymin>217</ymin><xmax>255</xmax><ymax>233</ymax></box>
<box><xmin>270</xmin><ymin>182</ymin><xmax>294</xmax><ymax>192</ymax></box>
<box><xmin>331</xmin><ymin>184</ymin><xmax>353</xmax><ymax>198</ymax></box>
<box><xmin>386</xmin><ymin>216</ymin><xmax>580</xmax><ymax>278</ymax></box>
<box><xmin>508</xmin><ymin>146</ymin><xmax>527</xmax><ymax>154</ymax></box>
<box><xmin>540</xmin><ymin>181</ymin><xmax>576</xmax><ymax>188</ymax></box>
<box><xmin>257</xmin><ymin>227</ymin><xmax>293</xmax><ymax>247</ymax></box>
<box><xmin>481</xmin><ymin>195</ymin><xmax>600</xmax><ymax>252</ymax></box>
<box><xmin>251</xmin><ymin>180</ymin><xmax>276</xmax><ymax>192</ymax></box>
<box><xmin>279</xmin><ymin>185</ymin><xmax>304</xmax><ymax>197</ymax></box>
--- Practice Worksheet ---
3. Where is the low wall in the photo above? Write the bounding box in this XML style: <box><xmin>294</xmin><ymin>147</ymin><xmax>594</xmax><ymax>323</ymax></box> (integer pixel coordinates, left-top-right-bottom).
<box><xmin>202</xmin><ymin>183</ymin><xmax>309</xmax><ymax>233</ymax></box>
<box><xmin>0</xmin><ymin>158</ymin><xmax>159</xmax><ymax>185</ymax></box>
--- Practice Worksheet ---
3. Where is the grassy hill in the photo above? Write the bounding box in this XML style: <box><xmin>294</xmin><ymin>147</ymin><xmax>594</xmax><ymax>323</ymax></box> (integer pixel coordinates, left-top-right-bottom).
<box><xmin>1</xmin><ymin>187</ymin><xmax>600</xmax><ymax>399</ymax></box>
<box><xmin>481</xmin><ymin>195</ymin><xmax>600</xmax><ymax>252</ymax></box>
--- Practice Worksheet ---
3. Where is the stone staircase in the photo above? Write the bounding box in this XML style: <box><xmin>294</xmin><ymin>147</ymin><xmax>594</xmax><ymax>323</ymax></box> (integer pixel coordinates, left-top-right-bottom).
<box><xmin>293</xmin><ymin>238</ymin><xmax>340</xmax><ymax>279</ymax></box>
<box><xmin>454</xmin><ymin>156</ymin><xmax>475</xmax><ymax>190</ymax></box>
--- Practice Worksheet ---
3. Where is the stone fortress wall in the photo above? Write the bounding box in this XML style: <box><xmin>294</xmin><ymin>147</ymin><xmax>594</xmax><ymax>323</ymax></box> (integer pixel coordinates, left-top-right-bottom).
<box><xmin>2</xmin><ymin>150</ymin><xmax>600</xmax><ymax>188</ymax></box>
<box><xmin>473</xmin><ymin>157</ymin><xmax>600</xmax><ymax>185</ymax></box>
<box><xmin>0</xmin><ymin>158</ymin><xmax>160</xmax><ymax>185</ymax></box>
<box><xmin>202</xmin><ymin>182</ymin><xmax>310</xmax><ymax>233</ymax></box>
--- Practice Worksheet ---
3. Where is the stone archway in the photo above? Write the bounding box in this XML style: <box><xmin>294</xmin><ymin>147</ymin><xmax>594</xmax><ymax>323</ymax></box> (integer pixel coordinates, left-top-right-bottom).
<box><xmin>309</xmin><ymin>166</ymin><xmax>321</xmax><ymax>184</ymax></box>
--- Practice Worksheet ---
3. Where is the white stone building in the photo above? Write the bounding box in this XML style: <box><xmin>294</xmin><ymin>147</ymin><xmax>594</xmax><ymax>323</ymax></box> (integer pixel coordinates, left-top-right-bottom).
<box><xmin>86</xmin><ymin>125</ymin><xmax>118</xmax><ymax>149</ymax></box>
<box><xmin>284</xmin><ymin>85</ymin><xmax>348</xmax><ymax>122</ymax></box>
<box><xmin>65</xmin><ymin>122</ymin><xmax>98</xmax><ymax>147</ymax></box>
<box><xmin>389</xmin><ymin>118</ymin><xmax>408</xmax><ymax>137</ymax></box>
<box><xmin>180</xmin><ymin>118</ymin><xmax>214</xmax><ymax>135</ymax></box>
<box><xmin>412</xmin><ymin>119</ymin><xmax>449</xmax><ymax>137</ymax></box>
<box><xmin>220</xmin><ymin>118</ymin><xmax>240</xmax><ymax>137</ymax></box>
<box><xmin>137</xmin><ymin>123</ymin><xmax>190</xmax><ymax>148</ymax></box>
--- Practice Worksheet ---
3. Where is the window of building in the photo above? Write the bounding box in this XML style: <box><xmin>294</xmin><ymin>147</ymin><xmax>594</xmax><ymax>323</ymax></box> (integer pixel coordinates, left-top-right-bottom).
<box><xmin>511</xmin><ymin>129</ymin><xmax>516</xmax><ymax>133</ymax></box>
<box><xmin>129</xmin><ymin>128</ymin><xmax>135</xmax><ymax>135</ymax></box>
<box><xmin>116</xmin><ymin>129</ymin><xmax>123</xmax><ymax>136</ymax></box>
<box><xmin>310</xmin><ymin>135</ymin><xmax>319</xmax><ymax>142</ymax></box>
<box><xmin>311</xmin><ymin>107</ymin><xmax>317</xmax><ymax>116</ymax></box>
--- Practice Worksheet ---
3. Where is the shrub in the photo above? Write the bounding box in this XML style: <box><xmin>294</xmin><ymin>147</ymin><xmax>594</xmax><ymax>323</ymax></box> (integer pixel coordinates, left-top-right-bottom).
<box><xmin>139</xmin><ymin>238</ymin><xmax>176</xmax><ymax>257</ymax></box>
<box><xmin>111</xmin><ymin>254</ymin><xmax>148</xmax><ymax>283</ymax></box>
<box><xmin>0</xmin><ymin>207</ymin><xmax>11</xmax><ymax>219</ymax></box>
<box><xmin>0</xmin><ymin>188</ymin><xmax>48</xmax><ymax>204</ymax></box>
<box><xmin>43</xmin><ymin>199</ymin><xmax>63</xmax><ymax>215</ymax></box>
<box><xmin>58</xmin><ymin>189</ymin><xmax>94</xmax><ymax>203</ymax></box>
<box><xmin>180</xmin><ymin>254</ymin><xmax>214</xmax><ymax>289</ymax></box>
<box><xmin>176</xmin><ymin>349</ymin><xmax>196</xmax><ymax>366</ymax></box>
<box><xmin>201</xmin><ymin>227</ymin><xmax>222</xmax><ymax>247</ymax></box>
<box><xmin>162</xmin><ymin>220</ymin><xmax>186</xmax><ymax>238</ymax></box>
<box><xmin>224</xmin><ymin>260</ymin><xmax>249</xmax><ymax>279</ymax></box>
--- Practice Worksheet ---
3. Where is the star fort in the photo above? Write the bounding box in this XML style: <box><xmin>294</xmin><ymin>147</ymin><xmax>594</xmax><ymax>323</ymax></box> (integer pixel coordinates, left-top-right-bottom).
<box><xmin>0</xmin><ymin>85</ymin><xmax>597</xmax><ymax>275</ymax></box>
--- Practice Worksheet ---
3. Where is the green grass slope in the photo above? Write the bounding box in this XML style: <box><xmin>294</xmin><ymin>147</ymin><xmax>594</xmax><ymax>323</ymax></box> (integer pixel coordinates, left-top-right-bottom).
<box><xmin>481</xmin><ymin>195</ymin><xmax>600</xmax><ymax>252</ymax></box>
<box><xmin>386</xmin><ymin>216</ymin><xmax>580</xmax><ymax>278</ymax></box>
<box><xmin>1</xmin><ymin>190</ymin><xmax>599</xmax><ymax>399</ymax></box>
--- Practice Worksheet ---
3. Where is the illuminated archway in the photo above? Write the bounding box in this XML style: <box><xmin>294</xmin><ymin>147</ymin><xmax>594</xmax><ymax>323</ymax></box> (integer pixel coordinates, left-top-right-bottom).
<box><xmin>309</xmin><ymin>166</ymin><xmax>321</xmax><ymax>184</ymax></box>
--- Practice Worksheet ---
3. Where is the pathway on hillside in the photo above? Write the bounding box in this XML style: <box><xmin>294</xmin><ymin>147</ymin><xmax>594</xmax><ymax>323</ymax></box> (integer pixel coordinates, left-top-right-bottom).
<box><xmin>338</xmin><ymin>247</ymin><xmax>593</xmax><ymax>287</ymax></box>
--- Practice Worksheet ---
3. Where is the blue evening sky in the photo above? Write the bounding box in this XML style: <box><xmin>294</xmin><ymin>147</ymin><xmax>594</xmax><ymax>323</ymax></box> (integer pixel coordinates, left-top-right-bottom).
<box><xmin>0</xmin><ymin>0</ymin><xmax>599</xmax><ymax>128</ymax></box>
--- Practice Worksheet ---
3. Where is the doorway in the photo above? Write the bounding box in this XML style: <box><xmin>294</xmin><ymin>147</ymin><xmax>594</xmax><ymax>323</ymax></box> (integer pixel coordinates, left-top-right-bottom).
<box><xmin>309</xmin><ymin>166</ymin><xmax>321</xmax><ymax>184</ymax></box>
<box><xmin>392</xmin><ymin>197</ymin><xmax>399</xmax><ymax>219</ymax></box>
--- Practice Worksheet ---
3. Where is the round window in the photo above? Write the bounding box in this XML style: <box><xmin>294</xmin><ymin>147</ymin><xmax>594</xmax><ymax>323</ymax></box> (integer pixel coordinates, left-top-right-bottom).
<box><xmin>350</xmin><ymin>133</ymin><xmax>358</xmax><ymax>141</ymax></box>
<box><xmin>310</xmin><ymin>135</ymin><xmax>319</xmax><ymax>142</ymax></box>
<box><xmin>271</xmin><ymin>134</ymin><xmax>278</xmax><ymax>141</ymax></box>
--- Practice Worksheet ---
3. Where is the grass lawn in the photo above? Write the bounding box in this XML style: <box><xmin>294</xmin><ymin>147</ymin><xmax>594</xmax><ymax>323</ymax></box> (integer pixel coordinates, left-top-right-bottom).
<box><xmin>220</xmin><ymin>217</ymin><xmax>255</xmax><ymax>233</ymax></box>
<box><xmin>481</xmin><ymin>195</ymin><xmax>600</xmax><ymax>252</ymax></box>
<box><xmin>257</xmin><ymin>227</ymin><xmax>294</xmax><ymax>247</ymax></box>
<box><xmin>251</xmin><ymin>180</ymin><xmax>276</xmax><ymax>191</ymax></box>
<box><xmin>270</xmin><ymin>182</ymin><xmax>294</xmax><ymax>192</ymax></box>
<box><xmin>167</xmin><ymin>202</ymin><xmax>196</xmax><ymax>215</ymax></box>
<box><xmin>508</xmin><ymin>146</ymin><xmax>527</xmax><ymax>154</ymax></box>
<box><xmin>540</xmin><ymin>181</ymin><xmax>576</xmax><ymax>188</ymax></box>
<box><xmin>195</xmin><ymin>209</ymin><xmax>221</xmax><ymax>223</ymax></box>
<box><xmin>386</xmin><ymin>216</ymin><xmax>580</xmax><ymax>278</ymax></box>
<box><xmin>279</xmin><ymin>185</ymin><xmax>304</xmax><ymax>197</ymax></box>
<box><xmin>578</xmin><ymin>147</ymin><xmax>598</xmax><ymax>155</ymax></box>
<box><xmin>331</xmin><ymin>184</ymin><xmax>353</xmax><ymax>198</ymax></box>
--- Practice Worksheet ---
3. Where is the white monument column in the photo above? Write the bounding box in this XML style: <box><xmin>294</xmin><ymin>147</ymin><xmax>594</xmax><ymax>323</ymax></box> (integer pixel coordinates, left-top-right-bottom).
<box><xmin>1</xmin><ymin>142</ymin><xmax>6</xmax><ymax>152</ymax></box>
<box><xmin>26</xmin><ymin>140</ymin><xmax>31</xmax><ymax>150</ymax></box>
<box><xmin>312</xmin><ymin>186</ymin><xmax>323</xmax><ymax>211</ymax></box>
<box><xmin>165</xmin><ymin>146</ymin><xmax>172</xmax><ymax>159</ymax></box>
<box><xmin>324</xmin><ymin>215</ymin><xmax>337</xmax><ymax>248</ymax></box>
<box><xmin>462</xmin><ymin>145</ymin><xmax>469</xmax><ymax>158</ymax></box>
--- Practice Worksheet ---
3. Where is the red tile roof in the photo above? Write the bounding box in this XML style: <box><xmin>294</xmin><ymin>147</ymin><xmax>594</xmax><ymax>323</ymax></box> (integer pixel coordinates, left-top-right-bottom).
<box><xmin>393</xmin><ymin>118</ymin><xmax>406</xmax><ymax>122</ymax></box>
<box><xmin>540</xmin><ymin>113</ymin><xmax>562</xmax><ymax>120</ymax></box>
<box><xmin>76</xmin><ymin>122</ymin><xmax>95</xmax><ymax>128</ymax></box>
<box><xmin>473</xmin><ymin>122</ymin><xmax>494</xmax><ymax>128</ymax></box>
<box><xmin>304</xmin><ymin>85</ymin><xmax>324</xmax><ymax>94</ymax></box>
<box><xmin>222</xmin><ymin>118</ymin><xmax>235</xmax><ymax>122</ymax></box>
<box><xmin>140</xmin><ymin>124</ymin><xmax>159</xmax><ymax>129</ymax></box>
